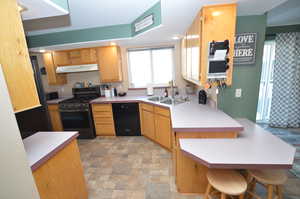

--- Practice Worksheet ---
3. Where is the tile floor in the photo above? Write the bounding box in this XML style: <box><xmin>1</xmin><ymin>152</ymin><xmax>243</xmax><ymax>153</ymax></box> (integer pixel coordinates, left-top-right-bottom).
<box><xmin>78</xmin><ymin>136</ymin><xmax>300</xmax><ymax>199</ymax></box>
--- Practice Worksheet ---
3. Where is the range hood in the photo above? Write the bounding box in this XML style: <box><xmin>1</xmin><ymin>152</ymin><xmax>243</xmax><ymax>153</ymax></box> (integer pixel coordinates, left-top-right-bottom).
<box><xmin>56</xmin><ymin>64</ymin><xmax>98</xmax><ymax>74</ymax></box>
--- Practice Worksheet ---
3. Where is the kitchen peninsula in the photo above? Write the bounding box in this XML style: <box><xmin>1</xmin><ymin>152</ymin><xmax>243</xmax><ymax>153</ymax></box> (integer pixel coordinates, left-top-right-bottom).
<box><xmin>87</xmin><ymin>96</ymin><xmax>295</xmax><ymax>194</ymax></box>
<box><xmin>23</xmin><ymin>131</ymin><xmax>88</xmax><ymax>199</ymax></box>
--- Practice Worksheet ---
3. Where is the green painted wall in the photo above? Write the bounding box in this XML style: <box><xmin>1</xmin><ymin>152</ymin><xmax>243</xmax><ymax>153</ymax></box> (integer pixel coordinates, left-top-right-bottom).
<box><xmin>217</xmin><ymin>15</ymin><xmax>267</xmax><ymax>121</ymax></box>
<box><xmin>27</xmin><ymin>1</ymin><xmax>161</xmax><ymax>48</ymax></box>
<box><xmin>27</xmin><ymin>24</ymin><xmax>132</xmax><ymax>48</ymax></box>
<box><xmin>50</xmin><ymin>0</ymin><xmax>69</xmax><ymax>11</ymax></box>
<box><xmin>131</xmin><ymin>1</ymin><xmax>162</xmax><ymax>36</ymax></box>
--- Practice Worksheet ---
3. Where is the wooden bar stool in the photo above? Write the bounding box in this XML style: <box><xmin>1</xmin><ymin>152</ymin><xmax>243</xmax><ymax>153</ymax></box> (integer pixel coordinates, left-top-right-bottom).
<box><xmin>204</xmin><ymin>169</ymin><xmax>247</xmax><ymax>199</ymax></box>
<box><xmin>247</xmin><ymin>169</ymin><xmax>287</xmax><ymax>199</ymax></box>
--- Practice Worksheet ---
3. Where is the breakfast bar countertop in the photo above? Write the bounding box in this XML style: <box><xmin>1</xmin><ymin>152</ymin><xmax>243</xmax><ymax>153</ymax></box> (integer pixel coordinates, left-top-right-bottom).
<box><xmin>179</xmin><ymin>119</ymin><xmax>296</xmax><ymax>169</ymax></box>
<box><xmin>90</xmin><ymin>96</ymin><xmax>244</xmax><ymax>133</ymax></box>
<box><xmin>23</xmin><ymin>131</ymin><xmax>79</xmax><ymax>171</ymax></box>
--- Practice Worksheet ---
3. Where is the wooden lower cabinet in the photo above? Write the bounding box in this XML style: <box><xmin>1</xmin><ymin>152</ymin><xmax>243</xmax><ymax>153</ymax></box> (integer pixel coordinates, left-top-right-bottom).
<box><xmin>140</xmin><ymin>103</ymin><xmax>172</xmax><ymax>150</ymax></box>
<box><xmin>174</xmin><ymin>131</ymin><xmax>238</xmax><ymax>194</ymax></box>
<box><xmin>92</xmin><ymin>104</ymin><xmax>115</xmax><ymax>136</ymax></box>
<box><xmin>155</xmin><ymin>114</ymin><xmax>172</xmax><ymax>149</ymax></box>
<box><xmin>33</xmin><ymin>140</ymin><xmax>88</xmax><ymax>199</ymax></box>
<box><xmin>141</xmin><ymin>109</ymin><xmax>156</xmax><ymax>140</ymax></box>
<box><xmin>48</xmin><ymin>104</ymin><xmax>63</xmax><ymax>131</ymax></box>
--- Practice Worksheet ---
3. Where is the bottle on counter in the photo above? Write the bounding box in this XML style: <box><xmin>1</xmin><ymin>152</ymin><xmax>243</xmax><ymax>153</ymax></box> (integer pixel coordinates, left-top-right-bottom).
<box><xmin>164</xmin><ymin>88</ymin><xmax>168</xmax><ymax>97</ymax></box>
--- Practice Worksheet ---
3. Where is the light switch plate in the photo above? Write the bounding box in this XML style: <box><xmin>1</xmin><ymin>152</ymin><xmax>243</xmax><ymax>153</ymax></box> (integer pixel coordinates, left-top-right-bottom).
<box><xmin>235</xmin><ymin>88</ymin><xmax>242</xmax><ymax>98</ymax></box>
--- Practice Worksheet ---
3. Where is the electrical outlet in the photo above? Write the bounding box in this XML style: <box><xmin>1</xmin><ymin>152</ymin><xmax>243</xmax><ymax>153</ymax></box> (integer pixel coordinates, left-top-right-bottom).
<box><xmin>235</xmin><ymin>88</ymin><xmax>242</xmax><ymax>98</ymax></box>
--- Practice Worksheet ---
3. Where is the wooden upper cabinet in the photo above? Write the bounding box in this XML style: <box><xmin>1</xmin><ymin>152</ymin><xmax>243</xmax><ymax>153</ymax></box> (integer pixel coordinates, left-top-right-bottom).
<box><xmin>96</xmin><ymin>46</ymin><xmax>123</xmax><ymax>83</ymax></box>
<box><xmin>181</xmin><ymin>34</ymin><xmax>187</xmax><ymax>79</ymax></box>
<box><xmin>52</xmin><ymin>51</ymin><xmax>70</xmax><ymax>66</ymax></box>
<box><xmin>200</xmin><ymin>4</ymin><xmax>236</xmax><ymax>86</ymax></box>
<box><xmin>43</xmin><ymin>53</ymin><xmax>67</xmax><ymax>85</ymax></box>
<box><xmin>78</xmin><ymin>48</ymin><xmax>97</xmax><ymax>64</ymax></box>
<box><xmin>53</xmin><ymin>48</ymin><xmax>97</xmax><ymax>66</ymax></box>
<box><xmin>181</xmin><ymin>3</ymin><xmax>236</xmax><ymax>86</ymax></box>
<box><xmin>0</xmin><ymin>0</ymin><xmax>40</xmax><ymax>112</ymax></box>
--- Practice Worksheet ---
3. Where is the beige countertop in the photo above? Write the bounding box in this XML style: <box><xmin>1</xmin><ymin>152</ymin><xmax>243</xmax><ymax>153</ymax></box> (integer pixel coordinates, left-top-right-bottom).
<box><xmin>23</xmin><ymin>132</ymin><xmax>78</xmax><ymax>171</ymax></box>
<box><xmin>47</xmin><ymin>97</ymin><xmax>72</xmax><ymax>104</ymax></box>
<box><xmin>90</xmin><ymin>96</ymin><xmax>244</xmax><ymax>132</ymax></box>
<box><xmin>179</xmin><ymin>119</ymin><xmax>296</xmax><ymax>169</ymax></box>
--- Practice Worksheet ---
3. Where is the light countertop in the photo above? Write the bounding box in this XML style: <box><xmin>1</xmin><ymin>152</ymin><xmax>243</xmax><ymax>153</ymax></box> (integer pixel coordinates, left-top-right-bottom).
<box><xmin>179</xmin><ymin>119</ymin><xmax>296</xmax><ymax>169</ymax></box>
<box><xmin>23</xmin><ymin>132</ymin><xmax>78</xmax><ymax>171</ymax></box>
<box><xmin>91</xmin><ymin>96</ymin><xmax>244</xmax><ymax>133</ymax></box>
<box><xmin>47</xmin><ymin>97</ymin><xmax>72</xmax><ymax>104</ymax></box>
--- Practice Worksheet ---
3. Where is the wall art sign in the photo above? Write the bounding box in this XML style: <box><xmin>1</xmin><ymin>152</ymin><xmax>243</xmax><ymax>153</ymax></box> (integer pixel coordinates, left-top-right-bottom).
<box><xmin>234</xmin><ymin>32</ymin><xmax>257</xmax><ymax>65</ymax></box>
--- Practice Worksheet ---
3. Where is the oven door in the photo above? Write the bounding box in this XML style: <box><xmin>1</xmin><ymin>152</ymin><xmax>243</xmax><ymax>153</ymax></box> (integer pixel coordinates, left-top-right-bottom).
<box><xmin>60</xmin><ymin>110</ymin><xmax>96</xmax><ymax>139</ymax></box>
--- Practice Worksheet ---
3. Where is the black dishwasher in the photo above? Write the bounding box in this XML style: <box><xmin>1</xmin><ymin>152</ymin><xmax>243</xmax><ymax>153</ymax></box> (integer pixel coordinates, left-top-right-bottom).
<box><xmin>112</xmin><ymin>103</ymin><xmax>141</xmax><ymax>136</ymax></box>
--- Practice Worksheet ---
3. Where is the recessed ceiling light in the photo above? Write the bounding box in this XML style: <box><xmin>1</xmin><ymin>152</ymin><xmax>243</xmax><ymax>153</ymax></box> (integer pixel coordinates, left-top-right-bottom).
<box><xmin>39</xmin><ymin>49</ymin><xmax>46</xmax><ymax>53</ymax></box>
<box><xmin>18</xmin><ymin>4</ymin><xmax>27</xmax><ymax>12</ymax></box>
<box><xmin>110</xmin><ymin>42</ymin><xmax>116</xmax><ymax>46</ymax></box>
<box><xmin>212</xmin><ymin>11</ymin><xmax>221</xmax><ymax>17</ymax></box>
<box><xmin>172</xmin><ymin>36</ymin><xmax>180</xmax><ymax>40</ymax></box>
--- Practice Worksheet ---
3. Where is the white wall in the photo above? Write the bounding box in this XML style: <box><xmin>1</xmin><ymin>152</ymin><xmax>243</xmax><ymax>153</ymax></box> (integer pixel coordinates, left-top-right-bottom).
<box><xmin>0</xmin><ymin>67</ymin><xmax>40</xmax><ymax>199</ymax></box>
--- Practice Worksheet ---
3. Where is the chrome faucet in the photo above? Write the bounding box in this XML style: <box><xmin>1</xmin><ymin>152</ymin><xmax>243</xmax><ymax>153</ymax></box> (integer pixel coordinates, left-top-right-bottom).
<box><xmin>169</xmin><ymin>80</ymin><xmax>175</xmax><ymax>100</ymax></box>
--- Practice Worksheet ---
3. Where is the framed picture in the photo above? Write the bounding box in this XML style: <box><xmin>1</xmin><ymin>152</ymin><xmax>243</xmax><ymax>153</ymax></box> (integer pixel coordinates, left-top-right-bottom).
<box><xmin>234</xmin><ymin>32</ymin><xmax>257</xmax><ymax>65</ymax></box>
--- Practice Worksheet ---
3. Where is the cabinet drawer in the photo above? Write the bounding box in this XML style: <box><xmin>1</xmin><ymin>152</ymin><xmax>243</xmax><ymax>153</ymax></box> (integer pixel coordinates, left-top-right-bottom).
<box><xmin>95</xmin><ymin>124</ymin><xmax>115</xmax><ymax>136</ymax></box>
<box><xmin>93</xmin><ymin>116</ymin><xmax>114</xmax><ymax>124</ymax></box>
<box><xmin>93</xmin><ymin>111</ymin><xmax>113</xmax><ymax>117</ymax></box>
<box><xmin>154</xmin><ymin>106</ymin><xmax>170</xmax><ymax>117</ymax></box>
<box><xmin>141</xmin><ymin>103</ymin><xmax>154</xmax><ymax>112</ymax></box>
<box><xmin>92</xmin><ymin>104</ymin><xmax>112</xmax><ymax>112</ymax></box>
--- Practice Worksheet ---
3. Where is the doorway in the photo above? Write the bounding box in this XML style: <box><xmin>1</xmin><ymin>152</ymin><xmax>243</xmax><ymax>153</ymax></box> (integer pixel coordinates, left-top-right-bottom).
<box><xmin>256</xmin><ymin>40</ymin><xmax>275</xmax><ymax>123</ymax></box>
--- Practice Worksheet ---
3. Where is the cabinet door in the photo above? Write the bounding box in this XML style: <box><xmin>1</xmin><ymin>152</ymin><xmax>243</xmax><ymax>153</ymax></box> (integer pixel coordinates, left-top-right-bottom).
<box><xmin>52</xmin><ymin>51</ymin><xmax>70</xmax><ymax>66</ymax></box>
<box><xmin>191</xmin><ymin>13</ymin><xmax>201</xmax><ymax>82</ymax></box>
<box><xmin>142</xmin><ymin>110</ymin><xmax>155</xmax><ymax>140</ymax></box>
<box><xmin>186</xmin><ymin>27</ymin><xmax>192</xmax><ymax>80</ymax></box>
<box><xmin>155</xmin><ymin>114</ymin><xmax>172</xmax><ymax>150</ymax></box>
<box><xmin>68</xmin><ymin>50</ymin><xmax>81</xmax><ymax>65</ymax></box>
<box><xmin>181</xmin><ymin>35</ymin><xmax>187</xmax><ymax>79</ymax></box>
<box><xmin>43</xmin><ymin>53</ymin><xmax>67</xmax><ymax>85</ymax></box>
<box><xmin>48</xmin><ymin>105</ymin><xmax>63</xmax><ymax>131</ymax></box>
<box><xmin>0</xmin><ymin>0</ymin><xmax>40</xmax><ymax>112</ymax></box>
<box><xmin>200</xmin><ymin>4</ymin><xmax>236</xmax><ymax>85</ymax></box>
<box><xmin>80</xmin><ymin>48</ymin><xmax>97</xmax><ymax>64</ymax></box>
<box><xmin>97</xmin><ymin>46</ymin><xmax>123</xmax><ymax>83</ymax></box>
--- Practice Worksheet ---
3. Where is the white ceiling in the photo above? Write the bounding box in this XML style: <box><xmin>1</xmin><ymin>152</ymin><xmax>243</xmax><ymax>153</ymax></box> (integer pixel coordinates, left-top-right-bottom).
<box><xmin>18</xmin><ymin>0</ymin><xmax>68</xmax><ymax>20</ymax></box>
<box><xmin>28</xmin><ymin>0</ymin><xmax>288</xmax><ymax>51</ymax></box>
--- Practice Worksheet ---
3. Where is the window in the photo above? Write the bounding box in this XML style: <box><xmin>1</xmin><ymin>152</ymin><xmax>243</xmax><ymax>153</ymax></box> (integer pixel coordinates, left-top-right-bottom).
<box><xmin>128</xmin><ymin>47</ymin><xmax>174</xmax><ymax>88</ymax></box>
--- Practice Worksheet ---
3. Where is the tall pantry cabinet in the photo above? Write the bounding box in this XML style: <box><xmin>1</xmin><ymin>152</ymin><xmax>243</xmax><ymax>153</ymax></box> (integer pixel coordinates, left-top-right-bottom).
<box><xmin>0</xmin><ymin>0</ymin><xmax>40</xmax><ymax>112</ymax></box>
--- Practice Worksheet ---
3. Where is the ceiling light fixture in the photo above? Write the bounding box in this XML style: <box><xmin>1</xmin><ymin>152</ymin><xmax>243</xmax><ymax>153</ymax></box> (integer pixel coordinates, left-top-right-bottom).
<box><xmin>172</xmin><ymin>36</ymin><xmax>180</xmax><ymax>40</ymax></box>
<box><xmin>110</xmin><ymin>42</ymin><xmax>116</xmax><ymax>46</ymax></box>
<box><xmin>212</xmin><ymin>11</ymin><xmax>221</xmax><ymax>17</ymax></box>
<box><xmin>18</xmin><ymin>4</ymin><xmax>27</xmax><ymax>12</ymax></box>
<box><xmin>39</xmin><ymin>49</ymin><xmax>46</xmax><ymax>53</ymax></box>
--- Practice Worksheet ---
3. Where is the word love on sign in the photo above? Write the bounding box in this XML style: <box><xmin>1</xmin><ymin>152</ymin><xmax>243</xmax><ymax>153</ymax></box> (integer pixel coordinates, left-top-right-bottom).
<box><xmin>234</xmin><ymin>33</ymin><xmax>257</xmax><ymax>65</ymax></box>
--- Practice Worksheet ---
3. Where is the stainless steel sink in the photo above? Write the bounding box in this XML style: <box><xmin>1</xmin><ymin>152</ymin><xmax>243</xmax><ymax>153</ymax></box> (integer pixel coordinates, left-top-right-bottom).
<box><xmin>147</xmin><ymin>96</ymin><xmax>188</xmax><ymax>105</ymax></box>
<box><xmin>147</xmin><ymin>96</ymin><xmax>161</xmax><ymax>102</ymax></box>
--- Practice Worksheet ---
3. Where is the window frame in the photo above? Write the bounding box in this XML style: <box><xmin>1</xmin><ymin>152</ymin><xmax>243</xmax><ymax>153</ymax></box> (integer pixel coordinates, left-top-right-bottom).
<box><xmin>127</xmin><ymin>46</ymin><xmax>175</xmax><ymax>88</ymax></box>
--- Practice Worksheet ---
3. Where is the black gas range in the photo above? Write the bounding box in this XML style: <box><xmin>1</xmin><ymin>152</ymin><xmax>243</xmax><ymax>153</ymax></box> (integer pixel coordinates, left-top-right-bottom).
<box><xmin>59</xmin><ymin>87</ymin><xmax>101</xmax><ymax>139</ymax></box>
